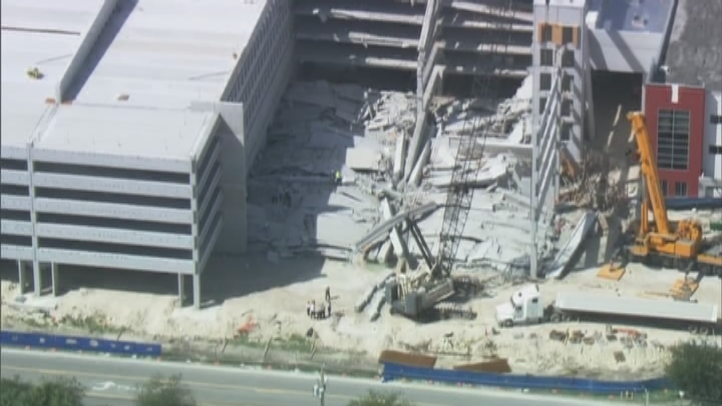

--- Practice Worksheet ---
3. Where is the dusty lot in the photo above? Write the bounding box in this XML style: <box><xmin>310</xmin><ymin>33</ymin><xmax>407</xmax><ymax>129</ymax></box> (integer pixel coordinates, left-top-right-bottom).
<box><xmin>2</xmin><ymin>256</ymin><xmax>720</xmax><ymax>379</ymax></box>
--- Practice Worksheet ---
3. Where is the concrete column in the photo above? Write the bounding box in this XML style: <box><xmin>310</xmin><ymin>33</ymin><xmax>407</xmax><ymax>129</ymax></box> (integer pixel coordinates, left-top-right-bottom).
<box><xmin>192</xmin><ymin>273</ymin><xmax>201</xmax><ymax>310</ymax></box>
<box><xmin>17</xmin><ymin>260</ymin><xmax>26</xmax><ymax>294</ymax></box>
<box><xmin>178</xmin><ymin>273</ymin><xmax>185</xmax><ymax>306</ymax></box>
<box><xmin>33</xmin><ymin>262</ymin><xmax>41</xmax><ymax>296</ymax></box>
<box><xmin>51</xmin><ymin>263</ymin><xmax>59</xmax><ymax>296</ymax></box>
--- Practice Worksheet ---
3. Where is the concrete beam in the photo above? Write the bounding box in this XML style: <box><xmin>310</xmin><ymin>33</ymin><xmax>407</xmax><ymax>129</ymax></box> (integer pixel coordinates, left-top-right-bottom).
<box><xmin>193</xmin><ymin>273</ymin><xmax>201</xmax><ymax>310</ymax></box>
<box><xmin>404</xmin><ymin>112</ymin><xmax>428</xmax><ymax>180</ymax></box>
<box><xmin>409</xmin><ymin>138</ymin><xmax>432</xmax><ymax>187</ymax></box>
<box><xmin>51</xmin><ymin>263</ymin><xmax>59</xmax><ymax>296</ymax></box>
<box><xmin>296</xmin><ymin>42</ymin><xmax>418</xmax><ymax>70</ymax></box>
<box><xmin>294</xmin><ymin>3</ymin><xmax>424</xmax><ymax>25</ymax></box>
<box><xmin>380</xmin><ymin>198</ymin><xmax>411</xmax><ymax>263</ymax></box>
<box><xmin>178</xmin><ymin>273</ymin><xmax>185</xmax><ymax>306</ymax></box>
<box><xmin>33</xmin><ymin>264</ymin><xmax>41</xmax><ymax>297</ymax></box>
<box><xmin>444</xmin><ymin>1</ymin><xmax>533</xmax><ymax>23</ymax></box>
<box><xmin>393</xmin><ymin>133</ymin><xmax>406</xmax><ymax>182</ymax></box>
<box><xmin>436</xmin><ymin>41</ymin><xmax>532</xmax><ymax>55</ymax></box>
<box><xmin>422</xmin><ymin>65</ymin><xmax>444</xmax><ymax>112</ymax></box>
<box><xmin>17</xmin><ymin>260</ymin><xmax>27</xmax><ymax>294</ymax></box>
<box><xmin>56</xmin><ymin>0</ymin><xmax>119</xmax><ymax>102</ymax></box>
<box><xmin>295</xmin><ymin>30</ymin><xmax>419</xmax><ymax>49</ymax></box>
<box><xmin>441</xmin><ymin>18</ymin><xmax>533</xmax><ymax>32</ymax></box>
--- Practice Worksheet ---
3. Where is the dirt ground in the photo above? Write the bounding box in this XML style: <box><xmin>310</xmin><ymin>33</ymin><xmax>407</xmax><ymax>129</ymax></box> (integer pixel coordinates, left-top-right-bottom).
<box><xmin>2</xmin><ymin>253</ymin><xmax>720</xmax><ymax>379</ymax></box>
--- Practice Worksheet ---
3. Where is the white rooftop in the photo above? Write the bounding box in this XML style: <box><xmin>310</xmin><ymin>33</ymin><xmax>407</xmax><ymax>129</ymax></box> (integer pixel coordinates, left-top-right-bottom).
<box><xmin>37</xmin><ymin>104</ymin><xmax>213</xmax><ymax>160</ymax></box>
<box><xmin>72</xmin><ymin>0</ymin><xmax>265</xmax><ymax>109</ymax></box>
<box><xmin>4</xmin><ymin>0</ymin><xmax>268</xmax><ymax>159</ymax></box>
<box><xmin>0</xmin><ymin>0</ymin><xmax>104</xmax><ymax>148</ymax></box>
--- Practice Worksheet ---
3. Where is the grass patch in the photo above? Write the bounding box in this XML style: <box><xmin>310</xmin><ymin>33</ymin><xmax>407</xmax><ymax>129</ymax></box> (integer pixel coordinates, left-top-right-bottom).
<box><xmin>277</xmin><ymin>333</ymin><xmax>314</xmax><ymax>352</ymax></box>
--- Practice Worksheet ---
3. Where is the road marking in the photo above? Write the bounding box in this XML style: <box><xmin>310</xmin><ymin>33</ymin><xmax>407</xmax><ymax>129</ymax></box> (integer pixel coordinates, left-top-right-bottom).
<box><xmin>3</xmin><ymin>364</ymin><xmax>445</xmax><ymax>406</ymax></box>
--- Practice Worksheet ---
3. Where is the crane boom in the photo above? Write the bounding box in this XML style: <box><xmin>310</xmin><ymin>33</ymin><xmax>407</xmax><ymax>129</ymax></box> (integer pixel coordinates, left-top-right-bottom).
<box><xmin>627</xmin><ymin>112</ymin><xmax>671</xmax><ymax>235</ymax></box>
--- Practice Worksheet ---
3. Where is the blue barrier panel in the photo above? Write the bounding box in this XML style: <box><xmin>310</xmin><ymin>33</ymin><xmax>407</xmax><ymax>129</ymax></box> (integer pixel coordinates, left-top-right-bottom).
<box><xmin>382</xmin><ymin>363</ymin><xmax>671</xmax><ymax>394</ymax></box>
<box><xmin>0</xmin><ymin>330</ymin><xmax>161</xmax><ymax>357</ymax></box>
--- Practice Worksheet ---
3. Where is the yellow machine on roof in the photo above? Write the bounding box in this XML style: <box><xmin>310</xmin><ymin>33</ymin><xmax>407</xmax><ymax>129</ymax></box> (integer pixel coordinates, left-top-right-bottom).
<box><xmin>625</xmin><ymin>112</ymin><xmax>721</xmax><ymax>275</ymax></box>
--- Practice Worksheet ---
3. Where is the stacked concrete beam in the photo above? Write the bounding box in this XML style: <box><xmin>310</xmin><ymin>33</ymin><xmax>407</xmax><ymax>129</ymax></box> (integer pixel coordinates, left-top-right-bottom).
<box><xmin>294</xmin><ymin>0</ymin><xmax>533</xmax><ymax>79</ymax></box>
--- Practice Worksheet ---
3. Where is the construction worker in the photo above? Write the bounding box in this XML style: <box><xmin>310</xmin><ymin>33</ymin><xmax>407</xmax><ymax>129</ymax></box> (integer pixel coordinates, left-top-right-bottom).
<box><xmin>333</xmin><ymin>170</ymin><xmax>342</xmax><ymax>185</ymax></box>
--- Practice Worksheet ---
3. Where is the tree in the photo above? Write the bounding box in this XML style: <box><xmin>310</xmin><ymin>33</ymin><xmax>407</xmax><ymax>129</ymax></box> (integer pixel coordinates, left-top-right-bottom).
<box><xmin>135</xmin><ymin>374</ymin><xmax>196</xmax><ymax>406</ymax></box>
<box><xmin>347</xmin><ymin>390</ymin><xmax>416</xmax><ymax>406</ymax></box>
<box><xmin>665</xmin><ymin>341</ymin><xmax>722</xmax><ymax>405</ymax></box>
<box><xmin>0</xmin><ymin>376</ymin><xmax>85</xmax><ymax>406</ymax></box>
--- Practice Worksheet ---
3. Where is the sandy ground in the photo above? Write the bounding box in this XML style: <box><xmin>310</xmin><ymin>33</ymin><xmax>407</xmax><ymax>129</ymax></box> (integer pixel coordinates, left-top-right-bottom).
<box><xmin>2</xmin><ymin>255</ymin><xmax>720</xmax><ymax>379</ymax></box>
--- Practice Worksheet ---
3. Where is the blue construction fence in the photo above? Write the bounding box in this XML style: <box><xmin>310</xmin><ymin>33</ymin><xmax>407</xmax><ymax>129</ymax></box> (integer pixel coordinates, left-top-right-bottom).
<box><xmin>0</xmin><ymin>330</ymin><xmax>162</xmax><ymax>357</ymax></box>
<box><xmin>382</xmin><ymin>362</ymin><xmax>672</xmax><ymax>394</ymax></box>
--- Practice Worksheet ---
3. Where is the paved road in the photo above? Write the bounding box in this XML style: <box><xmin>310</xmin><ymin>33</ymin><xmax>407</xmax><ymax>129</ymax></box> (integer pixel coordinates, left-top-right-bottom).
<box><xmin>1</xmin><ymin>348</ymin><xmax>617</xmax><ymax>406</ymax></box>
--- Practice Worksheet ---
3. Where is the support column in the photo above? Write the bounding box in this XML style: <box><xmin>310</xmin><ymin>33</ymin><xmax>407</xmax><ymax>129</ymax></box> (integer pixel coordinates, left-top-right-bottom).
<box><xmin>192</xmin><ymin>273</ymin><xmax>201</xmax><ymax>310</ymax></box>
<box><xmin>178</xmin><ymin>273</ymin><xmax>185</xmax><ymax>306</ymax></box>
<box><xmin>17</xmin><ymin>260</ymin><xmax>26</xmax><ymax>294</ymax></box>
<box><xmin>51</xmin><ymin>263</ymin><xmax>59</xmax><ymax>296</ymax></box>
<box><xmin>33</xmin><ymin>262</ymin><xmax>41</xmax><ymax>296</ymax></box>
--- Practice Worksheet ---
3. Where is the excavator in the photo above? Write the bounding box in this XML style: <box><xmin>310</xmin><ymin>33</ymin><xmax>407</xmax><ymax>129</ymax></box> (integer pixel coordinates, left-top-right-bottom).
<box><xmin>624</xmin><ymin>112</ymin><xmax>722</xmax><ymax>276</ymax></box>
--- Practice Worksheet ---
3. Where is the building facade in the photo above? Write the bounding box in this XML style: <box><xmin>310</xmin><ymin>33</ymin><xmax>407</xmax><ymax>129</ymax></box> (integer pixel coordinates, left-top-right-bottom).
<box><xmin>643</xmin><ymin>83</ymin><xmax>706</xmax><ymax>197</ymax></box>
<box><xmin>702</xmin><ymin>91</ymin><xmax>722</xmax><ymax>197</ymax></box>
<box><xmin>532</xmin><ymin>0</ymin><xmax>587</xmax><ymax>161</ymax></box>
<box><xmin>1</xmin><ymin>0</ymin><xmax>297</xmax><ymax>309</ymax></box>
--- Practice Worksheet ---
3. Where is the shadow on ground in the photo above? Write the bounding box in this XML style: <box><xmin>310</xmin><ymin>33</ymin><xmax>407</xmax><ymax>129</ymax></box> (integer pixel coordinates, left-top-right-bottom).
<box><xmin>0</xmin><ymin>253</ymin><xmax>328</xmax><ymax>310</ymax></box>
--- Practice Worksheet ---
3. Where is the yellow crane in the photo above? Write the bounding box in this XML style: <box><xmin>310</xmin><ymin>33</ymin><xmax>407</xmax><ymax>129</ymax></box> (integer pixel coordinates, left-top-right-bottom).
<box><xmin>625</xmin><ymin>112</ymin><xmax>721</xmax><ymax>275</ymax></box>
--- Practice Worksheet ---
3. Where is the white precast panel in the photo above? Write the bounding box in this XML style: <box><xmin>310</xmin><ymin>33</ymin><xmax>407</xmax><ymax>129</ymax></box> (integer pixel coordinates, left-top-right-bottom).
<box><xmin>556</xmin><ymin>292</ymin><xmax>719</xmax><ymax>323</ymax></box>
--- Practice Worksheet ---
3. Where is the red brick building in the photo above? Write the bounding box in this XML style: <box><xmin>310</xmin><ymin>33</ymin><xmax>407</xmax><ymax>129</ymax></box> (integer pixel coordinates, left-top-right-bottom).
<box><xmin>643</xmin><ymin>83</ymin><xmax>706</xmax><ymax>197</ymax></box>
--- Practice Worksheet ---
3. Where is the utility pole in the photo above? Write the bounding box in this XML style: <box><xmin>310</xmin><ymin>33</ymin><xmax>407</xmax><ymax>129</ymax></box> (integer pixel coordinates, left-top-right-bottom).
<box><xmin>312</xmin><ymin>363</ymin><xmax>328</xmax><ymax>406</ymax></box>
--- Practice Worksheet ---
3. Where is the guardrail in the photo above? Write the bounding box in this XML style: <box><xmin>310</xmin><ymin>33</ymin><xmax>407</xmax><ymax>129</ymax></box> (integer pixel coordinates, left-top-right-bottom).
<box><xmin>0</xmin><ymin>330</ymin><xmax>161</xmax><ymax>357</ymax></box>
<box><xmin>382</xmin><ymin>362</ymin><xmax>671</xmax><ymax>394</ymax></box>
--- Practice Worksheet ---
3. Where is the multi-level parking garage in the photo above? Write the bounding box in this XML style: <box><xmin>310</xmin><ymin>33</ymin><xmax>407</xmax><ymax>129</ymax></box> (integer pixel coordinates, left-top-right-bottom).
<box><xmin>2</xmin><ymin>0</ymin><xmax>535</xmax><ymax>308</ymax></box>
<box><xmin>0</xmin><ymin>0</ymin><xmax>294</xmax><ymax>308</ymax></box>
<box><xmin>295</xmin><ymin>0</ymin><xmax>534</xmax><ymax>95</ymax></box>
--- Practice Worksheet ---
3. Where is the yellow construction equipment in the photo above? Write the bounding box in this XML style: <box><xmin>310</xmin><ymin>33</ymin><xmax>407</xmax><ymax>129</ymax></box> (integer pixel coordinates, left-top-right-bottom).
<box><xmin>597</xmin><ymin>262</ymin><xmax>626</xmax><ymax>281</ymax></box>
<box><xmin>625</xmin><ymin>112</ymin><xmax>722</xmax><ymax>276</ymax></box>
<box><xmin>26</xmin><ymin>67</ymin><xmax>43</xmax><ymax>80</ymax></box>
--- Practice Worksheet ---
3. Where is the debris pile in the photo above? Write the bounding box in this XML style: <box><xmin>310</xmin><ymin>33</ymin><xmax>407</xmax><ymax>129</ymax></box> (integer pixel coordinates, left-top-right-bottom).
<box><xmin>247</xmin><ymin>78</ymin><xmax>575</xmax><ymax>277</ymax></box>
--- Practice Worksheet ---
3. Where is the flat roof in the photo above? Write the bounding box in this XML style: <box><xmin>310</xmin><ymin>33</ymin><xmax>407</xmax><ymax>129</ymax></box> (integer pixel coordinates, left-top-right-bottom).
<box><xmin>72</xmin><ymin>0</ymin><xmax>265</xmax><ymax>109</ymax></box>
<box><xmin>36</xmin><ymin>104</ymin><xmax>213</xmax><ymax>160</ymax></box>
<box><xmin>595</xmin><ymin>0</ymin><xmax>673</xmax><ymax>33</ymax></box>
<box><xmin>0</xmin><ymin>0</ymin><xmax>104</xmax><ymax>148</ymax></box>
<box><xmin>4</xmin><ymin>0</ymin><xmax>267</xmax><ymax>160</ymax></box>
<box><xmin>664</xmin><ymin>0</ymin><xmax>722</xmax><ymax>89</ymax></box>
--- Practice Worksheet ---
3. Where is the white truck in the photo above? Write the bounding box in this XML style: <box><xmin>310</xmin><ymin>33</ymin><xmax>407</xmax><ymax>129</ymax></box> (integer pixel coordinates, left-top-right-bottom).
<box><xmin>495</xmin><ymin>285</ymin><xmax>721</xmax><ymax>335</ymax></box>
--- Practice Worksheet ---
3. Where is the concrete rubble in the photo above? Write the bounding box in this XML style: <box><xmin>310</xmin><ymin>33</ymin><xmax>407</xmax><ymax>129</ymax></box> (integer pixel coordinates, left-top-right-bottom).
<box><xmin>247</xmin><ymin>77</ymin><xmax>584</xmax><ymax>279</ymax></box>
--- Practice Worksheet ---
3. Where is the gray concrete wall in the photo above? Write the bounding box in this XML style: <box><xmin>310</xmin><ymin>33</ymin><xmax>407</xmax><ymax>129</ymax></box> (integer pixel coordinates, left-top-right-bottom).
<box><xmin>192</xmin><ymin>120</ymin><xmax>224</xmax><ymax>270</ymax></box>
<box><xmin>30</xmin><ymin>148</ymin><xmax>192</xmax><ymax>174</ymax></box>
<box><xmin>703</xmin><ymin>90</ymin><xmax>722</xmax><ymax>181</ymax></box>
<box><xmin>28</xmin><ymin>147</ymin><xmax>197</xmax><ymax>274</ymax></box>
<box><xmin>244</xmin><ymin>0</ymin><xmax>294</xmax><ymax>169</ymax></box>
<box><xmin>35</xmin><ymin>249</ymin><xmax>195</xmax><ymax>273</ymax></box>
<box><xmin>189</xmin><ymin>103</ymin><xmax>247</xmax><ymax>257</ymax></box>
<box><xmin>55</xmin><ymin>0</ymin><xmax>119</xmax><ymax>102</ymax></box>
<box><xmin>0</xmin><ymin>146</ymin><xmax>34</xmax><ymax>261</ymax></box>
<box><xmin>588</xmin><ymin>30</ymin><xmax>663</xmax><ymax>73</ymax></box>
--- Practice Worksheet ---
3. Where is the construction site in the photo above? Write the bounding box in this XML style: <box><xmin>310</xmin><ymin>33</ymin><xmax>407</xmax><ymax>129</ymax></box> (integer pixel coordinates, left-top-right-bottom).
<box><xmin>2</xmin><ymin>0</ymin><xmax>721</xmax><ymax>379</ymax></box>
